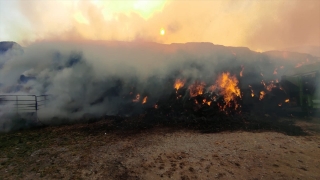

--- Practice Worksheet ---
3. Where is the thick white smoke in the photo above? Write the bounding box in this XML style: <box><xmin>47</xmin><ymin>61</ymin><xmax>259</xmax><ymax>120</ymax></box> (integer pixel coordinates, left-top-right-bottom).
<box><xmin>0</xmin><ymin>40</ymin><xmax>319</xmax><ymax>131</ymax></box>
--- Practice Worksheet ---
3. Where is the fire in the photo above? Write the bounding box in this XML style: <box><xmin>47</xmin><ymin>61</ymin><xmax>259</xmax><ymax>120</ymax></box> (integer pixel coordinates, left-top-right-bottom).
<box><xmin>259</xmin><ymin>91</ymin><xmax>265</xmax><ymax>100</ymax></box>
<box><xmin>206</xmin><ymin>101</ymin><xmax>212</xmax><ymax>106</ymax></box>
<box><xmin>174</xmin><ymin>79</ymin><xmax>186</xmax><ymax>91</ymax></box>
<box><xmin>189</xmin><ymin>81</ymin><xmax>206</xmax><ymax>97</ymax></box>
<box><xmin>142</xmin><ymin>96</ymin><xmax>147</xmax><ymax>104</ymax></box>
<box><xmin>132</xmin><ymin>94</ymin><xmax>140</xmax><ymax>102</ymax></box>
<box><xmin>266</xmin><ymin>83</ymin><xmax>276</xmax><ymax>91</ymax></box>
<box><xmin>240</xmin><ymin>65</ymin><xmax>244</xmax><ymax>77</ymax></box>
<box><xmin>285</xmin><ymin>99</ymin><xmax>289</xmax><ymax>103</ymax></box>
<box><xmin>248</xmin><ymin>85</ymin><xmax>254</xmax><ymax>97</ymax></box>
<box><xmin>213</xmin><ymin>72</ymin><xmax>241</xmax><ymax>111</ymax></box>
<box><xmin>251</xmin><ymin>90</ymin><xmax>255</xmax><ymax>97</ymax></box>
<box><xmin>261</xmin><ymin>80</ymin><xmax>276</xmax><ymax>91</ymax></box>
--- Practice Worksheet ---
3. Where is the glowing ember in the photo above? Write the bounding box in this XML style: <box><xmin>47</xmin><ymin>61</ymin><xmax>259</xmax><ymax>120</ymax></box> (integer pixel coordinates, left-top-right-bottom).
<box><xmin>132</xmin><ymin>94</ymin><xmax>140</xmax><ymax>102</ymax></box>
<box><xmin>261</xmin><ymin>80</ymin><xmax>276</xmax><ymax>91</ymax></box>
<box><xmin>278</xmin><ymin>103</ymin><xmax>282</xmax><ymax>106</ymax></box>
<box><xmin>174</xmin><ymin>79</ymin><xmax>186</xmax><ymax>91</ymax></box>
<box><xmin>266</xmin><ymin>83</ymin><xmax>276</xmax><ymax>91</ymax></box>
<box><xmin>251</xmin><ymin>90</ymin><xmax>255</xmax><ymax>97</ymax></box>
<box><xmin>142</xmin><ymin>96</ymin><xmax>147</xmax><ymax>104</ymax></box>
<box><xmin>259</xmin><ymin>91</ymin><xmax>265</xmax><ymax>100</ymax></box>
<box><xmin>248</xmin><ymin>85</ymin><xmax>254</xmax><ymax>97</ymax></box>
<box><xmin>285</xmin><ymin>99</ymin><xmax>289</xmax><ymax>103</ymax></box>
<box><xmin>189</xmin><ymin>81</ymin><xmax>206</xmax><ymax>97</ymax></box>
<box><xmin>206</xmin><ymin>101</ymin><xmax>212</xmax><ymax>106</ymax></box>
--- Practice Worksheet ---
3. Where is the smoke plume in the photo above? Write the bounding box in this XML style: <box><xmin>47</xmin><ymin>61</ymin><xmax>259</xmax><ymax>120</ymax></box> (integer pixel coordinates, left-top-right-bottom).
<box><xmin>0</xmin><ymin>40</ymin><xmax>320</xmax><ymax>131</ymax></box>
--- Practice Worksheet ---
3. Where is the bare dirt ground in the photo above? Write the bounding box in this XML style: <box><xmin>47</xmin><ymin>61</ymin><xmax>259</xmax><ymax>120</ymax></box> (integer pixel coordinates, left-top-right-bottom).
<box><xmin>0</xmin><ymin>116</ymin><xmax>320</xmax><ymax>180</ymax></box>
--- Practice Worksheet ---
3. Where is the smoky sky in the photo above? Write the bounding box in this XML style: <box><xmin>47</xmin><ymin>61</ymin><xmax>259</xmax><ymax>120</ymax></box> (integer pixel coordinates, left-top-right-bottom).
<box><xmin>0</xmin><ymin>0</ymin><xmax>319</xmax><ymax>51</ymax></box>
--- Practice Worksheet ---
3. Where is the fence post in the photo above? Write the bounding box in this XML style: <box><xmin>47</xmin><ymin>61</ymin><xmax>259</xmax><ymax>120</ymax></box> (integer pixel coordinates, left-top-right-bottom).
<box><xmin>35</xmin><ymin>96</ymin><xmax>38</xmax><ymax>111</ymax></box>
<box><xmin>16</xmin><ymin>95</ymin><xmax>18</xmax><ymax>114</ymax></box>
<box><xmin>35</xmin><ymin>96</ymin><xmax>38</xmax><ymax>122</ymax></box>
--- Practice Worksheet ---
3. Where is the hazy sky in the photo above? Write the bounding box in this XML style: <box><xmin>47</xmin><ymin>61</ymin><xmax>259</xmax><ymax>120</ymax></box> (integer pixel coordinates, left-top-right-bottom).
<box><xmin>0</xmin><ymin>0</ymin><xmax>319</xmax><ymax>51</ymax></box>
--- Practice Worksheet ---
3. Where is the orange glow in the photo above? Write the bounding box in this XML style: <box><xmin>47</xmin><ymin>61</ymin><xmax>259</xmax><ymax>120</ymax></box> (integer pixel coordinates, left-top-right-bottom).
<box><xmin>189</xmin><ymin>81</ymin><xmax>206</xmax><ymax>97</ymax></box>
<box><xmin>261</xmin><ymin>80</ymin><xmax>276</xmax><ymax>91</ymax></box>
<box><xmin>132</xmin><ymin>94</ymin><xmax>140</xmax><ymax>102</ymax></box>
<box><xmin>251</xmin><ymin>90</ymin><xmax>255</xmax><ymax>97</ymax></box>
<box><xmin>3</xmin><ymin>0</ymin><xmax>319</xmax><ymax>51</ymax></box>
<box><xmin>240</xmin><ymin>66</ymin><xmax>244</xmax><ymax>77</ymax></box>
<box><xmin>259</xmin><ymin>91</ymin><xmax>265</xmax><ymax>100</ymax></box>
<box><xmin>285</xmin><ymin>99</ymin><xmax>289</xmax><ymax>103</ymax></box>
<box><xmin>142</xmin><ymin>96</ymin><xmax>147</xmax><ymax>104</ymax></box>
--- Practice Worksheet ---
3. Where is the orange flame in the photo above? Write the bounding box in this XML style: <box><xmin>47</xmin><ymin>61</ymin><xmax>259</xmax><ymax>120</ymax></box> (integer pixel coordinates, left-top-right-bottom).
<box><xmin>285</xmin><ymin>99</ymin><xmax>289</xmax><ymax>103</ymax></box>
<box><xmin>142</xmin><ymin>96</ymin><xmax>147</xmax><ymax>104</ymax></box>
<box><xmin>189</xmin><ymin>81</ymin><xmax>206</xmax><ymax>97</ymax></box>
<box><xmin>213</xmin><ymin>72</ymin><xmax>241</xmax><ymax>111</ymax></box>
<box><xmin>174</xmin><ymin>79</ymin><xmax>186</xmax><ymax>91</ymax></box>
<box><xmin>132</xmin><ymin>94</ymin><xmax>140</xmax><ymax>102</ymax></box>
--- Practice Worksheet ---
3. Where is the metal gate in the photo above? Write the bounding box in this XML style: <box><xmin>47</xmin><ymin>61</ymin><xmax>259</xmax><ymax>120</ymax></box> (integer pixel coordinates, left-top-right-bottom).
<box><xmin>0</xmin><ymin>95</ymin><xmax>49</xmax><ymax>121</ymax></box>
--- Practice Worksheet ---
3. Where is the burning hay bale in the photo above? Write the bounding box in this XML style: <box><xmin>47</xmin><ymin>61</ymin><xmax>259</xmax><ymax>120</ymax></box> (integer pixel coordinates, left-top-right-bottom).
<box><xmin>1</xmin><ymin>41</ymin><xmax>319</xmax><ymax>132</ymax></box>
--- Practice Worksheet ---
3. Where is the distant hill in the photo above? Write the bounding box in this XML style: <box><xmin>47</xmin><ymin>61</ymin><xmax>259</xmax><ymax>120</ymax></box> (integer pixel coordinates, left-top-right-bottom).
<box><xmin>277</xmin><ymin>46</ymin><xmax>320</xmax><ymax>57</ymax></box>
